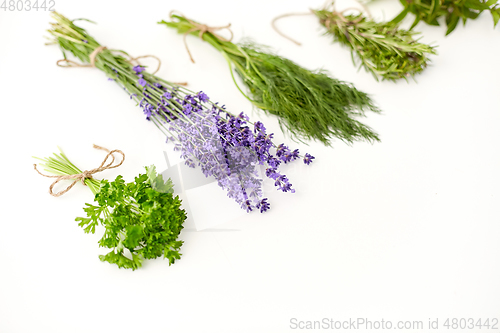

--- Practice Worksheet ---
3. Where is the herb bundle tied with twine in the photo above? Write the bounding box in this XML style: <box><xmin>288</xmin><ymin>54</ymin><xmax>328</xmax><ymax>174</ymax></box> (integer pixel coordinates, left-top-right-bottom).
<box><xmin>273</xmin><ymin>1</ymin><xmax>437</xmax><ymax>81</ymax></box>
<box><xmin>34</xmin><ymin>145</ymin><xmax>186</xmax><ymax>270</ymax></box>
<box><xmin>161</xmin><ymin>12</ymin><xmax>381</xmax><ymax>146</ymax></box>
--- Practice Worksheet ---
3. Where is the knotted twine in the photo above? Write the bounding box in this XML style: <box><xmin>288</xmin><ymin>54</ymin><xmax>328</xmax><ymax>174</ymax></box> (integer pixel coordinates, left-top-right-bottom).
<box><xmin>56</xmin><ymin>46</ymin><xmax>163</xmax><ymax>75</ymax></box>
<box><xmin>169</xmin><ymin>10</ymin><xmax>234</xmax><ymax>63</ymax></box>
<box><xmin>34</xmin><ymin>144</ymin><xmax>125</xmax><ymax>197</ymax></box>
<box><xmin>271</xmin><ymin>3</ymin><xmax>371</xmax><ymax>46</ymax></box>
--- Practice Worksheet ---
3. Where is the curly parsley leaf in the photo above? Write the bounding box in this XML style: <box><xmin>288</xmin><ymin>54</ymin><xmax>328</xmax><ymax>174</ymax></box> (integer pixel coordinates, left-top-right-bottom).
<box><xmin>146</xmin><ymin>165</ymin><xmax>174</xmax><ymax>194</ymax></box>
<box><xmin>76</xmin><ymin>165</ymin><xmax>186</xmax><ymax>270</ymax></box>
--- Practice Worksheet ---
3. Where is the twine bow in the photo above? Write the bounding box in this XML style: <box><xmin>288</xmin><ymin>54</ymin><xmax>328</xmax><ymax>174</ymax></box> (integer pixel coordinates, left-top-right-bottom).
<box><xmin>56</xmin><ymin>46</ymin><xmax>163</xmax><ymax>75</ymax></box>
<box><xmin>34</xmin><ymin>144</ymin><xmax>125</xmax><ymax>197</ymax></box>
<box><xmin>170</xmin><ymin>10</ymin><xmax>233</xmax><ymax>63</ymax></box>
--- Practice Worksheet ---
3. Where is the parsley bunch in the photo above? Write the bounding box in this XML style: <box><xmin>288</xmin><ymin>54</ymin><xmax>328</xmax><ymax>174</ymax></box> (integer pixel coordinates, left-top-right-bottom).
<box><xmin>390</xmin><ymin>0</ymin><xmax>500</xmax><ymax>35</ymax></box>
<box><xmin>36</xmin><ymin>149</ymin><xmax>186</xmax><ymax>270</ymax></box>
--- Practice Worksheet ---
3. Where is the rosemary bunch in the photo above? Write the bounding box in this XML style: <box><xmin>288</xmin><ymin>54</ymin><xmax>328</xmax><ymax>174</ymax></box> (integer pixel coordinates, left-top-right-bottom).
<box><xmin>390</xmin><ymin>0</ymin><xmax>500</xmax><ymax>35</ymax></box>
<box><xmin>312</xmin><ymin>6</ymin><xmax>437</xmax><ymax>81</ymax></box>
<box><xmin>161</xmin><ymin>14</ymin><xmax>381</xmax><ymax>146</ymax></box>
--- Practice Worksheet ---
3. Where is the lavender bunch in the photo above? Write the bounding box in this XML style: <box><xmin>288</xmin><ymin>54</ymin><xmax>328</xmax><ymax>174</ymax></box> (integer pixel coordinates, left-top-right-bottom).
<box><xmin>47</xmin><ymin>12</ymin><xmax>313</xmax><ymax>213</ymax></box>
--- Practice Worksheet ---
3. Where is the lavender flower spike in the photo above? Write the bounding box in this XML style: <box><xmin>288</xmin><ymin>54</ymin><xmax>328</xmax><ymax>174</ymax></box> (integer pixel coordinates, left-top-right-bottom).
<box><xmin>47</xmin><ymin>12</ymin><xmax>314</xmax><ymax>212</ymax></box>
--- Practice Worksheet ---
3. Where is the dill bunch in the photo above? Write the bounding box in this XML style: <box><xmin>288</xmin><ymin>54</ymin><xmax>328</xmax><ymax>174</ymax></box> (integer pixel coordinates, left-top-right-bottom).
<box><xmin>160</xmin><ymin>14</ymin><xmax>381</xmax><ymax>146</ymax></box>
<box><xmin>390</xmin><ymin>0</ymin><xmax>500</xmax><ymax>35</ymax></box>
<box><xmin>312</xmin><ymin>6</ymin><xmax>437</xmax><ymax>81</ymax></box>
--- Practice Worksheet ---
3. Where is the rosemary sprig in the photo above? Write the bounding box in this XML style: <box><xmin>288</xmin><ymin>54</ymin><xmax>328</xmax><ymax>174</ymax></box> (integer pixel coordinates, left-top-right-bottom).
<box><xmin>161</xmin><ymin>14</ymin><xmax>382</xmax><ymax>146</ymax></box>
<box><xmin>390</xmin><ymin>0</ymin><xmax>500</xmax><ymax>35</ymax></box>
<box><xmin>312</xmin><ymin>6</ymin><xmax>437</xmax><ymax>81</ymax></box>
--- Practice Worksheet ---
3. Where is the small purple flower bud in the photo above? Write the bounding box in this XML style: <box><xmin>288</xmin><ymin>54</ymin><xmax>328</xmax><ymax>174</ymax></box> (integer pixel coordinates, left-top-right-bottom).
<box><xmin>133</xmin><ymin>65</ymin><xmax>145</xmax><ymax>73</ymax></box>
<box><xmin>257</xmin><ymin>198</ymin><xmax>270</xmax><ymax>213</ymax></box>
<box><xmin>196</xmin><ymin>91</ymin><xmax>209</xmax><ymax>102</ymax></box>
<box><xmin>303</xmin><ymin>153</ymin><xmax>315</xmax><ymax>165</ymax></box>
<box><xmin>242</xmin><ymin>199</ymin><xmax>253</xmax><ymax>212</ymax></box>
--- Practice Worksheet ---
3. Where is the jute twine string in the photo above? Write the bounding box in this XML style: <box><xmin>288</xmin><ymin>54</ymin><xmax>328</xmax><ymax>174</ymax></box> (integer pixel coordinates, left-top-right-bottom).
<box><xmin>56</xmin><ymin>46</ymin><xmax>163</xmax><ymax>75</ymax></box>
<box><xmin>271</xmin><ymin>11</ymin><xmax>314</xmax><ymax>46</ymax></box>
<box><xmin>34</xmin><ymin>144</ymin><xmax>125</xmax><ymax>197</ymax></box>
<box><xmin>169</xmin><ymin>10</ymin><xmax>233</xmax><ymax>63</ymax></box>
<box><xmin>321</xmin><ymin>7</ymin><xmax>366</xmax><ymax>38</ymax></box>
<box><xmin>271</xmin><ymin>1</ymin><xmax>371</xmax><ymax>46</ymax></box>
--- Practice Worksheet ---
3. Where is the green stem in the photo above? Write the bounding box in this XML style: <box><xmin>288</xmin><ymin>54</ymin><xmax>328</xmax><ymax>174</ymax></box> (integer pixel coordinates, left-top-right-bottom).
<box><xmin>35</xmin><ymin>149</ymin><xmax>102</xmax><ymax>195</ymax></box>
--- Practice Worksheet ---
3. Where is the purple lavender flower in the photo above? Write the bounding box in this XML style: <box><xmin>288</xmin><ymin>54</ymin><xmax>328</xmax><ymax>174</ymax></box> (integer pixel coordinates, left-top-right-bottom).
<box><xmin>303</xmin><ymin>153</ymin><xmax>315</xmax><ymax>165</ymax></box>
<box><xmin>183</xmin><ymin>103</ymin><xmax>193</xmax><ymax>115</ymax></box>
<box><xmin>254</xmin><ymin>121</ymin><xmax>266</xmax><ymax>133</ymax></box>
<box><xmin>197</xmin><ymin>91</ymin><xmax>209</xmax><ymax>102</ymax></box>
<box><xmin>242</xmin><ymin>199</ymin><xmax>253</xmax><ymax>212</ymax></box>
<box><xmin>118</xmin><ymin>69</ymin><xmax>313</xmax><ymax>212</ymax></box>
<box><xmin>133</xmin><ymin>65</ymin><xmax>145</xmax><ymax>73</ymax></box>
<box><xmin>266</xmin><ymin>167</ymin><xmax>278</xmax><ymax>179</ymax></box>
<box><xmin>256</xmin><ymin>198</ymin><xmax>270</xmax><ymax>213</ymax></box>
<box><xmin>166</xmin><ymin>102</ymin><xmax>265</xmax><ymax>211</ymax></box>
<box><xmin>267</xmin><ymin>155</ymin><xmax>281</xmax><ymax>169</ymax></box>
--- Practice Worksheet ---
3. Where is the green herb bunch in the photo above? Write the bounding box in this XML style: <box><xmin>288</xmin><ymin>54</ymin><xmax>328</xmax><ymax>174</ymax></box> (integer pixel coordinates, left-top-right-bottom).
<box><xmin>35</xmin><ymin>148</ymin><xmax>186</xmax><ymax>271</ymax></box>
<box><xmin>312</xmin><ymin>6</ymin><xmax>437</xmax><ymax>81</ymax></box>
<box><xmin>161</xmin><ymin>14</ymin><xmax>381</xmax><ymax>146</ymax></box>
<box><xmin>390</xmin><ymin>0</ymin><xmax>500</xmax><ymax>35</ymax></box>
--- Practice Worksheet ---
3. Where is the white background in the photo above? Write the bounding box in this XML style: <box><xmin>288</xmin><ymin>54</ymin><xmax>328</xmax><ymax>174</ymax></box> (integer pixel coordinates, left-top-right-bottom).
<box><xmin>1</xmin><ymin>0</ymin><xmax>499</xmax><ymax>332</ymax></box>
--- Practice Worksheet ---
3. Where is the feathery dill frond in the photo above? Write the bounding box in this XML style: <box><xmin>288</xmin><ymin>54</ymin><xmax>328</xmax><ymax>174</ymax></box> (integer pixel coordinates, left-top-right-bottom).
<box><xmin>232</xmin><ymin>42</ymin><xmax>381</xmax><ymax>145</ymax></box>
<box><xmin>161</xmin><ymin>15</ymin><xmax>381</xmax><ymax>146</ymax></box>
